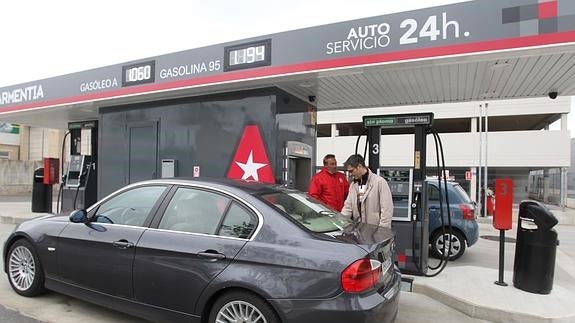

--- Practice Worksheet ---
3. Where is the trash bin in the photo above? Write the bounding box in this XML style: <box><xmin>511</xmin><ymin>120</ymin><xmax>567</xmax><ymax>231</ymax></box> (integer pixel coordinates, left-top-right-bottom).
<box><xmin>513</xmin><ymin>200</ymin><xmax>558</xmax><ymax>294</ymax></box>
<box><xmin>32</xmin><ymin>167</ymin><xmax>51</xmax><ymax>213</ymax></box>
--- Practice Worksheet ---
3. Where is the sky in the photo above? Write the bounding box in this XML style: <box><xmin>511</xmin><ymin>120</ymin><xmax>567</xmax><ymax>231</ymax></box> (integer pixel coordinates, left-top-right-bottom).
<box><xmin>0</xmin><ymin>0</ymin><xmax>468</xmax><ymax>87</ymax></box>
<box><xmin>0</xmin><ymin>0</ymin><xmax>572</xmax><ymax>133</ymax></box>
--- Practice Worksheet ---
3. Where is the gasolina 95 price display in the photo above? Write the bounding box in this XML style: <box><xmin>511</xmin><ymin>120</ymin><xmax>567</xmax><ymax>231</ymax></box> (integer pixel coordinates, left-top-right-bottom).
<box><xmin>224</xmin><ymin>39</ymin><xmax>272</xmax><ymax>72</ymax></box>
<box><xmin>229</xmin><ymin>45</ymin><xmax>266</xmax><ymax>66</ymax></box>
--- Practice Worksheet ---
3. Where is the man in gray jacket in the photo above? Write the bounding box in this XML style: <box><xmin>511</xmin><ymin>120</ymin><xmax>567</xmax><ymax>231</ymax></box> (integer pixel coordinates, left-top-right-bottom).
<box><xmin>341</xmin><ymin>154</ymin><xmax>394</xmax><ymax>228</ymax></box>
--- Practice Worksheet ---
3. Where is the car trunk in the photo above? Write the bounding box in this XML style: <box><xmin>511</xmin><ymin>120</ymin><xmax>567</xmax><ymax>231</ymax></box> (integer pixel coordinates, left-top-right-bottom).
<box><xmin>327</xmin><ymin>222</ymin><xmax>396</xmax><ymax>292</ymax></box>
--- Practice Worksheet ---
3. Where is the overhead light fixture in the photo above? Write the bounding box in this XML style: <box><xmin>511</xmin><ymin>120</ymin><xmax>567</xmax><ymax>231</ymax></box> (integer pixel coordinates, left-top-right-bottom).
<box><xmin>298</xmin><ymin>81</ymin><xmax>315</xmax><ymax>88</ymax></box>
<box><xmin>490</xmin><ymin>61</ymin><xmax>510</xmax><ymax>70</ymax></box>
<box><xmin>482</xmin><ymin>91</ymin><xmax>499</xmax><ymax>97</ymax></box>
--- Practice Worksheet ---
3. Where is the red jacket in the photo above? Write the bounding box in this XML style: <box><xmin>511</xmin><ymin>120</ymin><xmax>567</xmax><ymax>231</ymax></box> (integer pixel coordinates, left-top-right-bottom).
<box><xmin>308</xmin><ymin>167</ymin><xmax>349</xmax><ymax>211</ymax></box>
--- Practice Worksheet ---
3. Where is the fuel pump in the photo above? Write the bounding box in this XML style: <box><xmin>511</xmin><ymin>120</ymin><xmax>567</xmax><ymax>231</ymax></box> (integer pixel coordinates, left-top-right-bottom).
<box><xmin>59</xmin><ymin>121</ymin><xmax>98</xmax><ymax>212</ymax></box>
<box><xmin>361</xmin><ymin>113</ymin><xmax>453</xmax><ymax>276</ymax></box>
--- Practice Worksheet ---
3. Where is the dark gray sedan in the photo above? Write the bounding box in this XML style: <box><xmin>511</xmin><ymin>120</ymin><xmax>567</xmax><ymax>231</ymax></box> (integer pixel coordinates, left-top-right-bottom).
<box><xmin>3</xmin><ymin>178</ymin><xmax>400</xmax><ymax>323</ymax></box>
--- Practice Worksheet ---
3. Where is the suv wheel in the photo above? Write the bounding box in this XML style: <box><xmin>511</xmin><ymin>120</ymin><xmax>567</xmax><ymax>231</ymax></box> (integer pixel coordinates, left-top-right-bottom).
<box><xmin>431</xmin><ymin>230</ymin><xmax>466</xmax><ymax>260</ymax></box>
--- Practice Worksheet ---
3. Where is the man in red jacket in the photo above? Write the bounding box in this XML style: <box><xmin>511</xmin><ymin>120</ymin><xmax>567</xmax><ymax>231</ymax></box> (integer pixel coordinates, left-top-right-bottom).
<box><xmin>308</xmin><ymin>154</ymin><xmax>349</xmax><ymax>211</ymax></box>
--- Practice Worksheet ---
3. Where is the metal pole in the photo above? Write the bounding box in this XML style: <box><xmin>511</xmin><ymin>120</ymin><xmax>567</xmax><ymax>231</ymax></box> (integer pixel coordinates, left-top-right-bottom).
<box><xmin>561</xmin><ymin>167</ymin><xmax>567</xmax><ymax>211</ymax></box>
<box><xmin>478</xmin><ymin>105</ymin><xmax>483</xmax><ymax>216</ymax></box>
<box><xmin>494</xmin><ymin>229</ymin><xmax>508</xmax><ymax>286</ymax></box>
<box><xmin>484</xmin><ymin>102</ymin><xmax>489</xmax><ymax>218</ymax></box>
<box><xmin>470</xmin><ymin>118</ymin><xmax>477</xmax><ymax>201</ymax></box>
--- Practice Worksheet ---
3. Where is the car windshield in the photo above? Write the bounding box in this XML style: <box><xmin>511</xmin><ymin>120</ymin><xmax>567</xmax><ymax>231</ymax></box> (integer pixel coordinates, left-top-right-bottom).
<box><xmin>257</xmin><ymin>190</ymin><xmax>352</xmax><ymax>233</ymax></box>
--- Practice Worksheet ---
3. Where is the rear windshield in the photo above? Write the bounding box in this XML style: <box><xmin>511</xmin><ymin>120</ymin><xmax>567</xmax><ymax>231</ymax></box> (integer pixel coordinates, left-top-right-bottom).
<box><xmin>453</xmin><ymin>184</ymin><xmax>473</xmax><ymax>203</ymax></box>
<box><xmin>256</xmin><ymin>190</ymin><xmax>352</xmax><ymax>233</ymax></box>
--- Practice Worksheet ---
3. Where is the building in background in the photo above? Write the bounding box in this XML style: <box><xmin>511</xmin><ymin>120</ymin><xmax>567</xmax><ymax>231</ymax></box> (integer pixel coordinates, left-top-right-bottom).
<box><xmin>0</xmin><ymin>122</ymin><xmax>64</xmax><ymax>161</ymax></box>
<box><xmin>0</xmin><ymin>122</ymin><xmax>21</xmax><ymax>160</ymax></box>
<box><xmin>0</xmin><ymin>122</ymin><xmax>65</xmax><ymax>194</ymax></box>
<box><xmin>316</xmin><ymin>97</ymin><xmax>571</xmax><ymax>206</ymax></box>
<box><xmin>545</xmin><ymin>137</ymin><xmax>575</xmax><ymax>208</ymax></box>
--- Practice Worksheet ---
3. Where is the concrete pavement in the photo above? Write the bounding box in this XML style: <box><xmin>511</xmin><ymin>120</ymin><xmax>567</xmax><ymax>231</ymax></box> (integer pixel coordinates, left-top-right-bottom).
<box><xmin>410</xmin><ymin>205</ymin><xmax>575</xmax><ymax>323</ymax></box>
<box><xmin>0</xmin><ymin>195</ymin><xmax>56</xmax><ymax>225</ymax></box>
<box><xmin>0</xmin><ymin>305</ymin><xmax>41</xmax><ymax>323</ymax></box>
<box><xmin>412</xmin><ymin>266</ymin><xmax>575</xmax><ymax>323</ymax></box>
<box><xmin>1</xmin><ymin>196</ymin><xmax>575</xmax><ymax>323</ymax></box>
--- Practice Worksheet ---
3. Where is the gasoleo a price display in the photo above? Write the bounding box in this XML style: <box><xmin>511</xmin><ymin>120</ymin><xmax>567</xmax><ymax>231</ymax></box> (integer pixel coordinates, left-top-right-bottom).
<box><xmin>122</xmin><ymin>61</ymin><xmax>156</xmax><ymax>87</ymax></box>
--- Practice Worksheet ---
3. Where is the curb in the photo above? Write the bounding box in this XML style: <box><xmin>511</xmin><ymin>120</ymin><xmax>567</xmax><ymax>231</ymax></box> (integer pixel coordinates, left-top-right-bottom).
<box><xmin>412</xmin><ymin>280</ymin><xmax>575</xmax><ymax>323</ymax></box>
<box><xmin>412</xmin><ymin>283</ymin><xmax>574</xmax><ymax>323</ymax></box>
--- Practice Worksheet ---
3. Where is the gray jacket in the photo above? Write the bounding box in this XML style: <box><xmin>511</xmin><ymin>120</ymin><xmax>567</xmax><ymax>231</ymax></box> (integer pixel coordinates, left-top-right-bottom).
<box><xmin>341</xmin><ymin>170</ymin><xmax>394</xmax><ymax>228</ymax></box>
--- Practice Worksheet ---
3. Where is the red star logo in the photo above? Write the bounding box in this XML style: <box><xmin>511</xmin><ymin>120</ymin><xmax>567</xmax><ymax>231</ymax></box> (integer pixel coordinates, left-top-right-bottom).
<box><xmin>227</xmin><ymin>125</ymin><xmax>275</xmax><ymax>183</ymax></box>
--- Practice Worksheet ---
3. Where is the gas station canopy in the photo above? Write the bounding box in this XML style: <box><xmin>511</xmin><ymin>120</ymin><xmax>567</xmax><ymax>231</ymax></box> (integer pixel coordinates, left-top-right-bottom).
<box><xmin>1</xmin><ymin>0</ymin><xmax>575</xmax><ymax>128</ymax></box>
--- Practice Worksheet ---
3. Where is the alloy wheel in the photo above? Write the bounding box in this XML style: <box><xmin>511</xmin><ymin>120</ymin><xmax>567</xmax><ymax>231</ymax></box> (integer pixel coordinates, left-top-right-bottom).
<box><xmin>215</xmin><ymin>300</ymin><xmax>267</xmax><ymax>323</ymax></box>
<box><xmin>8</xmin><ymin>246</ymin><xmax>36</xmax><ymax>291</ymax></box>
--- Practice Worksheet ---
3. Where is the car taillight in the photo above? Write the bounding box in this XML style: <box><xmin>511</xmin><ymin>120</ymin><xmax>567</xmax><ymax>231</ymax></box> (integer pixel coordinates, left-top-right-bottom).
<box><xmin>459</xmin><ymin>204</ymin><xmax>475</xmax><ymax>220</ymax></box>
<box><xmin>341</xmin><ymin>258</ymin><xmax>382</xmax><ymax>293</ymax></box>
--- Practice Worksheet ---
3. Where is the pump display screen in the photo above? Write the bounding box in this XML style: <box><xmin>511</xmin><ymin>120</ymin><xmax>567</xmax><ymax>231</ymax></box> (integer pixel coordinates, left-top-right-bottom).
<box><xmin>66</xmin><ymin>155</ymin><xmax>85</xmax><ymax>188</ymax></box>
<box><xmin>224</xmin><ymin>39</ymin><xmax>271</xmax><ymax>72</ymax></box>
<box><xmin>68</xmin><ymin>155</ymin><xmax>83</xmax><ymax>172</ymax></box>
<box><xmin>383</xmin><ymin>169</ymin><xmax>413</xmax><ymax>222</ymax></box>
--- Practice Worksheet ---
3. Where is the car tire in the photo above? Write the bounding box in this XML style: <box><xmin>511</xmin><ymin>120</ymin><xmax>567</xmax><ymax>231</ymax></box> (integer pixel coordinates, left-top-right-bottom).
<box><xmin>209</xmin><ymin>291</ymin><xmax>280</xmax><ymax>323</ymax></box>
<box><xmin>7</xmin><ymin>239</ymin><xmax>46</xmax><ymax>297</ymax></box>
<box><xmin>430</xmin><ymin>229</ymin><xmax>466</xmax><ymax>261</ymax></box>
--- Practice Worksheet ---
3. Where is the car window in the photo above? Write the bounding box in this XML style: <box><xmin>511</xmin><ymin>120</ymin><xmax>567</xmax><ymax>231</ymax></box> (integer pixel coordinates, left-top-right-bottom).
<box><xmin>453</xmin><ymin>184</ymin><xmax>473</xmax><ymax>203</ymax></box>
<box><xmin>218</xmin><ymin>202</ymin><xmax>257</xmax><ymax>239</ymax></box>
<box><xmin>428</xmin><ymin>185</ymin><xmax>440</xmax><ymax>201</ymax></box>
<box><xmin>158</xmin><ymin>187</ymin><xmax>230</xmax><ymax>235</ymax></box>
<box><xmin>258</xmin><ymin>190</ymin><xmax>352</xmax><ymax>233</ymax></box>
<box><xmin>93</xmin><ymin>186</ymin><xmax>167</xmax><ymax>226</ymax></box>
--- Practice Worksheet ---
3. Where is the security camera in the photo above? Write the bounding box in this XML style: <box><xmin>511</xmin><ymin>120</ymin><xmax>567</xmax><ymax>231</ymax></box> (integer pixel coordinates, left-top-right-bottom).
<box><xmin>308</xmin><ymin>95</ymin><xmax>316</xmax><ymax>103</ymax></box>
<box><xmin>548</xmin><ymin>91</ymin><xmax>558</xmax><ymax>99</ymax></box>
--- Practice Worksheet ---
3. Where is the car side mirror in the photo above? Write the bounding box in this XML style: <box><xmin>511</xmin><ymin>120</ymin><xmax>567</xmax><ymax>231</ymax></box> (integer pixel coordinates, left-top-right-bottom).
<box><xmin>69</xmin><ymin>209</ymin><xmax>88</xmax><ymax>223</ymax></box>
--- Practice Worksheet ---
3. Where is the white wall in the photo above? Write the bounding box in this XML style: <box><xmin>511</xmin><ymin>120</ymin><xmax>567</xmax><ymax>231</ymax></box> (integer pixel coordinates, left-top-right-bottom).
<box><xmin>29</xmin><ymin>128</ymin><xmax>62</xmax><ymax>161</ymax></box>
<box><xmin>0</xmin><ymin>160</ymin><xmax>43</xmax><ymax>194</ymax></box>
<box><xmin>29</xmin><ymin>128</ymin><xmax>45</xmax><ymax>161</ymax></box>
<box><xmin>317</xmin><ymin>130</ymin><xmax>570</xmax><ymax>168</ymax></box>
<box><xmin>0</xmin><ymin>132</ymin><xmax>19</xmax><ymax>145</ymax></box>
<box><xmin>318</xmin><ymin>96</ymin><xmax>571</xmax><ymax>124</ymax></box>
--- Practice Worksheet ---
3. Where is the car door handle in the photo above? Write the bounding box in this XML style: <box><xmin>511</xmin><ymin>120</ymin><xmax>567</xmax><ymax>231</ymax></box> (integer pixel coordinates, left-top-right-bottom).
<box><xmin>198</xmin><ymin>250</ymin><xmax>226</xmax><ymax>261</ymax></box>
<box><xmin>112</xmin><ymin>239</ymin><xmax>134</xmax><ymax>249</ymax></box>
